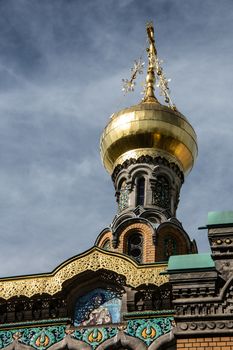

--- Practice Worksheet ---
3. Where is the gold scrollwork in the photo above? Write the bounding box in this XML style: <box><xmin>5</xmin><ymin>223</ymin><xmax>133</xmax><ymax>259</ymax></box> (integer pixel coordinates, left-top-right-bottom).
<box><xmin>0</xmin><ymin>247</ymin><xmax>168</xmax><ymax>300</ymax></box>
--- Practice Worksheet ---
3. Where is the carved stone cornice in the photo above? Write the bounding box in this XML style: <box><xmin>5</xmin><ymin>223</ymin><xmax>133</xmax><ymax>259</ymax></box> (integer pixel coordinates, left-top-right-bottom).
<box><xmin>168</xmin><ymin>260</ymin><xmax>233</xmax><ymax>337</ymax></box>
<box><xmin>111</xmin><ymin>156</ymin><xmax>184</xmax><ymax>183</ymax></box>
<box><xmin>0</xmin><ymin>247</ymin><xmax>168</xmax><ymax>300</ymax></box>
<box><xmin>175</xmin><ymin>317</ymin><xmax>233</xmax><ymax>336</ymax></box>
<box><xmin>209</xmin><ymin>228</ymin><xmax>233</xmax><ymax>259</ymax></box>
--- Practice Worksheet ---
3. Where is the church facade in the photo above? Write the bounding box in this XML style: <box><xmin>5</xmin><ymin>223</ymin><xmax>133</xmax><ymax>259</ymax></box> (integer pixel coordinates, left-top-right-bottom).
<box><xmin>0</xmin><ymin>23</ymin><xmax>233</xmax><ymax>350</ymax></box>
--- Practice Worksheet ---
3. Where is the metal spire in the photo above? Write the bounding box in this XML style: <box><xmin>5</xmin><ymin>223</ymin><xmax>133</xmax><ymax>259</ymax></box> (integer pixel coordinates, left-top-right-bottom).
<box><xmin>122</xmin><ymin>22</ymin><xmax>176</xmax><ymax>110</ymax></box>
<box><xmin>143</xmin><ymin>22</ymin><xmax>158</xmax><ymax>103</ymax></box>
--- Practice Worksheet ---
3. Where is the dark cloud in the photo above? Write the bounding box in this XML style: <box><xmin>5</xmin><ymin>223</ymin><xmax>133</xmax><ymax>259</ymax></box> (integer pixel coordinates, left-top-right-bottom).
<box><xmin>0</xmin><ymin>0</ymin><xmax>232</xmax><ymax>276</ymax></box>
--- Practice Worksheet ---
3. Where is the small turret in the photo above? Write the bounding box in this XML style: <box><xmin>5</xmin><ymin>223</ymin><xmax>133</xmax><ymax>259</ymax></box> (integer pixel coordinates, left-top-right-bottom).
<box><xmin>97</xmin><ymin>23</ymin><xmax>197</xmax><ymax>263</ymax></box>
<box><xmin>100</xmin><ymin>23</ymin><xmax>197</xmax><ymax>219</ymax></box>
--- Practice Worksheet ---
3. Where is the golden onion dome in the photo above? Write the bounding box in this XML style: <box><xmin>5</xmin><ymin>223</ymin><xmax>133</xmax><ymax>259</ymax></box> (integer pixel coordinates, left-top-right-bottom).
<box><xmin>100</xmin><ymin>100</ymin><xmax>197</xmax><ymax>175</ymax></box>
<box><xmin>100</xmin><ymin>23</ymin><xmax>198</xmax><ymax>176</ymax></box>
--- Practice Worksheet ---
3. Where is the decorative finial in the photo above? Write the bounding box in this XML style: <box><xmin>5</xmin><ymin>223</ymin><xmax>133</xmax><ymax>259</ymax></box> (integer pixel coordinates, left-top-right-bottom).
<box><xmin>143</xmin><ymin>22</ymin><xmax>176</xmax><ymax>110</ymax></box>
<box><xmin>121</xmin><ymin>22</ymin><xmax>176</xmax><ymax>110</ymax></box>
<box><xmin>122</xmin><ymin>58</ymin><xmax>144</xmax><ymax>95</ymax></box>
<box><xmin>143</xmin><ymin>22</ymin><xmax>158</xmax><ymax>102</ymax></box>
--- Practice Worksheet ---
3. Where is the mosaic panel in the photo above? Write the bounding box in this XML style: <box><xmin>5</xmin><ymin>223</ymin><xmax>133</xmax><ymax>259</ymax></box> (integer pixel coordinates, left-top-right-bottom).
<box><xmin>127</xmin><ymin>317</ymin><xmax>174</xmax><ymax>346</ymax></box>
<box><xmin>0</xmin><ymin>317</ymin><xmax>174</xmax><ymax>350</ymax></box>
<box><xmin>118</xmin><ymin>182</ymin><xmax>129</xmax><ymax>212</ymax></box>
<box><xmin>0</xmin><ymin>326</ymin><xmax>65</xmax><ymax>350</ymax></box>
<box><xmin>74</xmin><ymin>288</ymin><xmax>122</xmax><ymax>326</ymax></box>
<box><xmin>73</xmin><ymin>327</ymin><xmax>117</xmax><ymax>349</ymax></box>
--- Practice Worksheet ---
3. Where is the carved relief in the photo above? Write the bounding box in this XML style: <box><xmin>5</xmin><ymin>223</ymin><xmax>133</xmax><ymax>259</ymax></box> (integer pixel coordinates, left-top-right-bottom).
<box><xmin>0</xmin><ymin>248</ymin><xmax>168</xmax><ymax>300</ymax></box>
<box><xmin>118</xmin><ymin>180</ymin><xmax>129</xmax><ymax>212</ymax></box>
<box><xmin>112</xmin><ymin>156</ymin><xmax>184</xmax><ymax>183</ymax></box>
<box><xmin>177</xmin><ymin>320</ymin><xmax>233</xmax><ymax>334</ymax></box>
<box><xmin>127</xmin><ymin>283</ymin><xmax>172</xmax><ymax>312</ymax></box>
<box><xmin>0</xmin><ymin>297</ymin><xmax>67</xmax><ymax>325</ymax></box>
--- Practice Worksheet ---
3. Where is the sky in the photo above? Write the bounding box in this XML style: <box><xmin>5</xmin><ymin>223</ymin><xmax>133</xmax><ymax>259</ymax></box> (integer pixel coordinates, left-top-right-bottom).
<box><xmin>0</xmin><ymin>0</ymin><xmax>232</xmax><ymax>277</ymax></box>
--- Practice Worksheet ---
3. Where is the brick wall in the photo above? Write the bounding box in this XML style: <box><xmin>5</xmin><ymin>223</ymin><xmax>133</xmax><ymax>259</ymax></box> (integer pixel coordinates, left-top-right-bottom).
<box><xmin>155</xmin><ymin>226</ymin><xmax>188</xmax><ymax>261</ymax></box>
<box><xmin>177</xmin><ymin>337</ymin><xmax>233</xmax><ymax>350</ymax></box>
<box><xmin>96</xmin><ymin>230</ymin><xmax>112</xmax><ymax>248</ymax></box>
<box><xmin>96</xmin><ymin>222</ymin><xmax>156</xmax><ymax>263</ymax></box>
<box><xmin>117</xmin><ymin>222</ymin><xmax>155</xmax><ymax>263</ymax></box>
<box><xmin>96</xmin><ymin>221</ymin><xmax>191</xmax><ymax>263</ymax></box>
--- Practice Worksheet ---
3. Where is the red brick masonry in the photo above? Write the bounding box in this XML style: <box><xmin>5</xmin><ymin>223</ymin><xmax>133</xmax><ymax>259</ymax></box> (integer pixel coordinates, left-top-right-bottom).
<box><xmin>177</xmin><ymin>337</ymin><xmax>233</xmax><ymax>350</ymax></box>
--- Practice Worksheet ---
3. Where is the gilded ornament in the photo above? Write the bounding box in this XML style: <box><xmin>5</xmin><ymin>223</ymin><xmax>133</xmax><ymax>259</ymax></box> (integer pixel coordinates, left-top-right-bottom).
<box><xmin>122</xmin><ymin>58</ymin><xmax>145</xmax><ymax>94</ymax></box>
<box><xmin>100</xmin><ymin>103</ymin><xmax>197</xmax><ymax>175</ymax></box>
<box><xmin>100</xmin><ymin>23</ymin><xmax>197</xmax><ymax>176</ymax></box>
<box><xmin>0</xmin><ymin>247</ymin><xmax>168</xmax><ymax>300</ymax></box>
<box><xmin>88</xmin><ymin>330</ymin><xmax>103</xmax><ymax>343</ymax></box>
<box><xmin>141</xmin><ymin>326</ymin><xmax>156</xmax><ymax>339</ymax></box>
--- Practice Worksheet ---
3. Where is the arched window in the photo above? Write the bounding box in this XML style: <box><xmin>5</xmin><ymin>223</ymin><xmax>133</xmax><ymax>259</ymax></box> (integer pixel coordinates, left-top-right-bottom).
<box><xmin>127</xmin><ymin>232</ymin><xmax>143</xmax><ymax>263</ymax></box>
<box><xmin>157</xmin><ymin>235</ymin><xmax>177</xmax><ymax>262</ymax></box>
<box><xmin>136</xmin><ymin>177</ymin><xmax>145</xmax><ymax>206</ymax></box>
<box><xmin>102</xmin><ymin>239</ymin><xmax>110</xmax><ymax>251</ymax></box>
<box><xmin>164</xmin><ymin>236</ymin><xmax>177</xmax><ymax>259</ymax></box>
<box><xmin>152</xmin><ymin>175</ymin><xmax>170</xmax><ymax>209</ymax></box>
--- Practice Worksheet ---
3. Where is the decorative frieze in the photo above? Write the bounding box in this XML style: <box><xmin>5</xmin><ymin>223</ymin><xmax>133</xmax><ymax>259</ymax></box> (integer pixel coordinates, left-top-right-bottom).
<box><xmin>0</xmin><ymin>248</ymin><xmax>168</xmax><ymax>300</ymax></box>
<box><xmin>112</xmin><ymin>156</ymin><xmax>184</xmax><ymax>183</ymax></box>
<box><xmin>176</xmin><ymin>319</ymin><xmax>233</xmax><ymax>335</ymax></box>
<box><xmin>0</xmin><ymin>317</ymin><xmax>174</xmax><ymax>350</ymax></box>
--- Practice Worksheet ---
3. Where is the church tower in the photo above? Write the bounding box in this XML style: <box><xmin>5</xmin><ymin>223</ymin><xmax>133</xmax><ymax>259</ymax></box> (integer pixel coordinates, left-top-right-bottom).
<box><xmin>96</xmin><ymin>23</ymin><xmax>198</xmax><ymax>263</ymax></box>
<box><xmin>3</xmin><ymin>21</ymin><xmax>233</xmax><ymax>350</ymax></box>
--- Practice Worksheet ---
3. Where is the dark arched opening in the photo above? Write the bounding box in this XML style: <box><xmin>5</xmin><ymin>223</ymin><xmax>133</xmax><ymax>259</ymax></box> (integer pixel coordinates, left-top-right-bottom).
<box><xmin>136</xmin><ymin>177</ymin><xmax>145</xmax><ymax>206</ymax></box>
<box><xmin>127</xmin><ymin>232</ymin><xmax>143</xmax><ymax>263</ymax></box>
<box><xmin>152</xmin><ymin>175</ymin><xmax>171</xmax><ymax>209</ymax></box>
<box><xmin>102</xmin><ymin>239</ymin><xmax>111</xmax><ymax>251</ymax></box>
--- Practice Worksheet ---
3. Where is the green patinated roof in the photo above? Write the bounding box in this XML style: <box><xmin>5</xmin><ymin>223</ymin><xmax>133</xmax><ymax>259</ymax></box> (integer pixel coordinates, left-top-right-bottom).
<box><xmin>207</xmin><ymin>211</ymin><xmax>233</xmax><ymax>226</ymax></box>
<box><xmin>167</xmin><ymin>253</ymin><xmax>215</xmax><ymax>272</ymax></box>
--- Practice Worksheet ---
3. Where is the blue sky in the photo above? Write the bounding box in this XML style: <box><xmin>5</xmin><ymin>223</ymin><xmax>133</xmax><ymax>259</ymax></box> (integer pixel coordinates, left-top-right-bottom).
<box><xmin>0</xmin><ymin>0</ymin><xmax>233</xmax><ymax>276</ymax></box>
